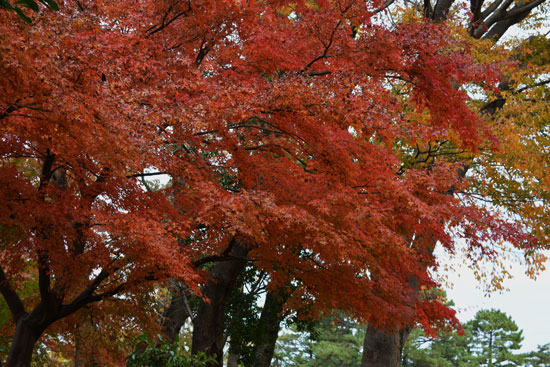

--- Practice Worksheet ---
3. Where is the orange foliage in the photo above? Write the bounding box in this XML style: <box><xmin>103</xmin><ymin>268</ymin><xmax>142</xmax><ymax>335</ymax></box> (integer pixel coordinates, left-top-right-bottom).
<box><xmin>0</xmin><ymin>0</ymin><xmax>539</xmax><ymax>364</ymax></box>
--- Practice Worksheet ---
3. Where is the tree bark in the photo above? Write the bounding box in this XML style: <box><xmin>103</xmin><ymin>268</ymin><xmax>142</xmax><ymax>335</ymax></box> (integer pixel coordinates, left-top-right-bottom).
<box><xmin>6</xmin><ymin>320</ymin><xmax>44</xmax><ymax>367</ymax></box>
<box><xmin>159</xmin><ymin>283</ymin><xmax>191</xmax><ymax>344</ymax></box>
<box><xmin>250</xmin><ymin>290</ymin><xmax>287</xmax><ymax>367</ymax></box>
<box><xmin>2</xmin><ymin>263</ymin><xmax>126</xmax><ymax>367</ymax></box>
<box><xmin>226</xmin><ymin>353</ymin><xmax>239</xmax><ymax>367</ymax></box>
<box><xmin>361</xmin><ymin>325</ymin><xmax>410</xmax><ymax>367</ymax></box>
<box><xmin>191</xmin><ymin>240</ymin><xmax>249</xmax><ymax>367</ymax></box>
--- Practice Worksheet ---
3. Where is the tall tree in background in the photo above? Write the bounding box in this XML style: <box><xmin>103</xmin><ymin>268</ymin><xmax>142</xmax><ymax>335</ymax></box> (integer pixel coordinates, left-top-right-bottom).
<box><xmin>402</xmin><ymin>323</ymin><xmax>474</xmax><ymax>367</ymax></box>
<box><xmin>402</xmin><ymin>309</ymin><xmax>526</xmax><ymax>367</ymax></box>
<box><xmin>525</xmin><ymin>344</ymin><xmax>550</xmax><ymax>367</ymax></box>
<box><xmin>468</xmin><ymin>309</ymin><xmax>523</xmax><ymax>367</ymax></box>
<box><xmin>273</xmin><ymin>312</ymin><xmax>364</xmax><ymax>367</ymax></box>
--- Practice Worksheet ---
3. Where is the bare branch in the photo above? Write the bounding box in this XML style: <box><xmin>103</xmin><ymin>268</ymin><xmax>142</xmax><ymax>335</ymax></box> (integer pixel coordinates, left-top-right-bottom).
<box><xmin>302</xmin><ymin>20</ymin><xmax>342</xmax><ymax>71</ymax></box>
<box><xmin>516</xmin><ymin>78</ymin><xmax>550</xmax><ymax>93</ymax></box>
<box><xmin>147</xmin><ymin>0</ymin><xmax>192</xmax><ymax>35</ymax></box>
<box><xmin>127</xmin><ymin>171</ymin><xmax>170</xmax><ymax>178</ymax></box>
<box><xmin>374</xmin><ymin>0</ymin><xmax>396</xmax><ymax>13</ymax></box>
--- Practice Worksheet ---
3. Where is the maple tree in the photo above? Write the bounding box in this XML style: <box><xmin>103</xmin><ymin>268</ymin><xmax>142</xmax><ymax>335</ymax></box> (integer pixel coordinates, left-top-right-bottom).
<box><xmin>1</xmin><ymin>0</ymin><xmax>547</xmax><ymax>366</ymax></box>
<box><xmin>0</xmin><ymin>5</ymin><xmax>204</xmax><ymax>366</ymax></box>
<box><xmin>359</xmin><ymin>0</ymin><xmax>550</xmax><ymax>362</ymax></box>
<box><xmin>143</xmin><ymin>0</ymin><xmax>548</xmax><ymax>366</ymax></box>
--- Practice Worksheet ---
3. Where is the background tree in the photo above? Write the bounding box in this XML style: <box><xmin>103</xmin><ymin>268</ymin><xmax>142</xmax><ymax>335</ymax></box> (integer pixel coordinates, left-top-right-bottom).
<box><xmin>273</xmin><ymin>312</ymin><xmax>364</xmax><ymax>367</ymax></box>
<box><xmin>468</xmin><ymin>309</ymin><xmax>524</xmax><ymax>367</ymax></box>
<box><xmin>402</xmin><ymin>324</ymin><xmax>475</xmax><ymax>367</ymax></box>
<box><xmin>403</xmin><ymin>309</ymin><xmax>527</xmax><ymax>367</ymax></box>
<box><xmin>524</xmin><ymin>344</ymin><xmax>550</xmax><ymax>367</ymax></box>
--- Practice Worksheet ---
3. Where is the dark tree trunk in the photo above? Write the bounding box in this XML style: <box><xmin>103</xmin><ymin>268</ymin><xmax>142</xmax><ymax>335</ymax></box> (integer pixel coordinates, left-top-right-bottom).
<box><xmin>6</xmin><ymin>320</ymin><xmax>43</xmax><ymax>367</ymax></box>
<box><xmin>191</xmin><ymin>241</ymin><xmax>249</xmax><ymax>367</ymax></box>
<box><xmin>361</xmin><ymin>325</ymin><xmax>410</xmax><ymax>367</ymax></box>
<box><xmin>226</xmin><ymin>353</ymin><xmax>239</xmax><ymax>367</ymax></box>
<box><xmin>250</xmin><ymin>290</ymin><xmax>286</xmax><ymax>367</ymax></box>
<box><xmin>160</xmin><ymin>284</ymin><xmax>191</xmax><ymax>344</ymax></box>
<box><xmin>74</xmin><ymin>322</ymin><xmax>100</xmax><ymax>367</ymax></box>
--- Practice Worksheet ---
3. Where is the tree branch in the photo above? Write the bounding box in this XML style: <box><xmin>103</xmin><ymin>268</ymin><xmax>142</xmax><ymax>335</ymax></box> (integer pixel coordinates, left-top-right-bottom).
<box><xmin>127</xmin><ymin>171</ymin><xmax>170</xmax><ymax>178</ymax></box>
<box><xmin>516</xmin><ymin>78</ymin><xmax>550</xmax><ymax>93</ymax></box>
<box><xmin>479</xmin><ymin>0</ymin><xmax>504</xmax><ymax>20</ymax></box>
<box><xmin>38</xmin><ymin>251</ymin><xmax>51</xmax><ymax>303</ymax></box>
<box><xmin>192</xmin><ymin>254</ymin><xmax>253</xmax><ymax>268</ymax></box>
<box><xmin>147</xmin><ymin>0</ymin><xmax>192</xmax><ymax>35</ymax></box>
<box><xmin>473</xmin><ymin>0</ymin><xmax>514</xmax><ymax>38</ymax></box>
<box><xmin>57</xmin><ymin>268</ymin><xmax>112</xmax><ymax>318</ymax></box>
<box><xmin>302</xmin><ymin>20</ymin><xmax>342</xmax><ymax>71</ymax></box>
<box><xmin>374</xmin><ymin>0</ymin><xmax>396</xmax><ymax>13</ymax></box>
<box><xmin>0</xmin><ymin>266</ymin><xmax>26</xmax><ymax>322</ymax></box>
<box><xmin>38</xmin><ymin>149</ymin><xmax>56</xmax><ymax>191</ymax></box>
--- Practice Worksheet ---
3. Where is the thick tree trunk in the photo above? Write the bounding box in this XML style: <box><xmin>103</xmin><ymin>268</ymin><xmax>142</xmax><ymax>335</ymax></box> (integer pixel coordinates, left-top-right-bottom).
<box><xmin>159</xmin><ymin>284</ymin><xmax>191</xmax><ymax>344</ymax></box>
<box><xmin>361</xmin><ymin>325</ymin><xmax>410</xmax><ymax>367</ymax></box>
<box><xmin>6</xmin><ymin>320</ymin><xmax>43</xmax><ymax>367</ymax></box>
<box><xmin>191</xmin><ymin>241</ymin><xmax>249</xmax><ymax>367</ymax></box>
<box><xmin>250</xmin><ymin>290</ymin><xmax>286</xmax><ymax>367</ymax></box>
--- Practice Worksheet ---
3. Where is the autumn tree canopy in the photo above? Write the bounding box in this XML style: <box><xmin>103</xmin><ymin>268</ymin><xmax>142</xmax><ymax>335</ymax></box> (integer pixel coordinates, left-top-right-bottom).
<box><xmin>1</xmin><ymin>0</ymin><xmax>548</xmax><ymax>366</ymax></box>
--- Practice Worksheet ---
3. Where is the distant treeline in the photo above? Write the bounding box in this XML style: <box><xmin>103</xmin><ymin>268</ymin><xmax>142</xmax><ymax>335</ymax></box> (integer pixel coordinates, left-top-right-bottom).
<box><xmin>272</xmin><ymin>309</ymin><xmax>549</xmax><ymax>367</ymax></box>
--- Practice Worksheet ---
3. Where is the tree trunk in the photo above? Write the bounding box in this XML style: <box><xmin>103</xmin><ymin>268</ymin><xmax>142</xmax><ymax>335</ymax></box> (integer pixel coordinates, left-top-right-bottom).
<box><xmin>361</xmin><ymin>325</ymin><xmax>410</xmax><ymax>367</ymax></box>
<box><xmin>6</xmin><ymin>320</ymin><xmax>43</xmax><ymax>367</ymax></box>
<box><xmin>74</xmin><ymin>322</ymin><xmax>100</xmax><ymax>367</ymax></box>
<box><xmin>226</xmin><ymin>353</ymin><xmax>239</xmax><ymax>367</ymax></box>
<box><xmin>191</xmin><ymin>241</ymin><xmax>249</xmax><ymax>367</ymax></box>
<box><xmin>159</xmin><ymin>284</ymin><xmax>191</xmax><ymax>344</ymax></box>
<box><xmin>250</xmin><ymin>290</ymin><xmax>286</xmax><ymax>367</ymax></box>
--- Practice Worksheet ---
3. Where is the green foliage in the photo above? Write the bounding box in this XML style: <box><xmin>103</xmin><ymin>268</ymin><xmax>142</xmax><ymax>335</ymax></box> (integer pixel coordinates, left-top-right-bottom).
<box><xmin>403</xmin><ymin>309</ymin><xmax>525</xmax><ymax>367</ymax></box>
<box><xmin>468</xmin><ymin>309</ymin><xmax>523</xmax><ymax>367</ymax></box>
<box><xmin>224</xmin><ymin>267</ymin><xmax>264</xmax><ymax>367</ymax></box>
<box><xmin>0</xmin><ymin>0</ymin><xmax>58</xmax><ymax>23</ymax></box>
<box><xmin>127</xmin><ymin>335</ymin><xmax>217</xmax><ymax>367</ymax></box>
<box><xmin>402</xmin><ymin>326</ymin><xmax>475</xmax><ymax>367</ymax></box>
<box><xmin>524</xmin><ymin>344</ymin><xmax>550</xmax><ymax>367</ymax></box>
<box><xmin>273</xmin><ymin>312</ymin><xmax>364</xmax><ymax>367</ymax></box>
<box><xmin>273</xmin><ymin>331</ymin><xmax>312</xmax><ymax>367</ymax></box>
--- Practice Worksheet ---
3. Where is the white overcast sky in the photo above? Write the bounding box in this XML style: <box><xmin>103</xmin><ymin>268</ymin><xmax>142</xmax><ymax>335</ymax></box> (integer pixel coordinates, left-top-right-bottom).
<box><xmin>441</xmin><ymin>249</ymin><xmax>550</xmax><ymax>352</ymax></box>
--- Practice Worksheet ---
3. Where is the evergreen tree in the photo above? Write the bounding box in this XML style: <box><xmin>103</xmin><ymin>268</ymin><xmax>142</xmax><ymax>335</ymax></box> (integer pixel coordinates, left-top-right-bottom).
<box><xmin>402</xmin><ymin>324</ymin><xmax>475</xmax><ymax>367</ymax></box>
<box><xmin>524</xmin><ymin>344</ymin><xmax>550</xmax><ymax>367</ymax></box>
<box><xmin>274</xmin><ymin>313</ymin><xmax>364</xmax><ymax>367</ymax></box>
<box><xmin>466</xmin><ymin>309</ymin><xmax>523</xmax><ymax>367</ymax></box>
<box><xmin>403</xmin><ymin>309</ymin><xmax>525</xmax><ymax>367</ymax></box>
